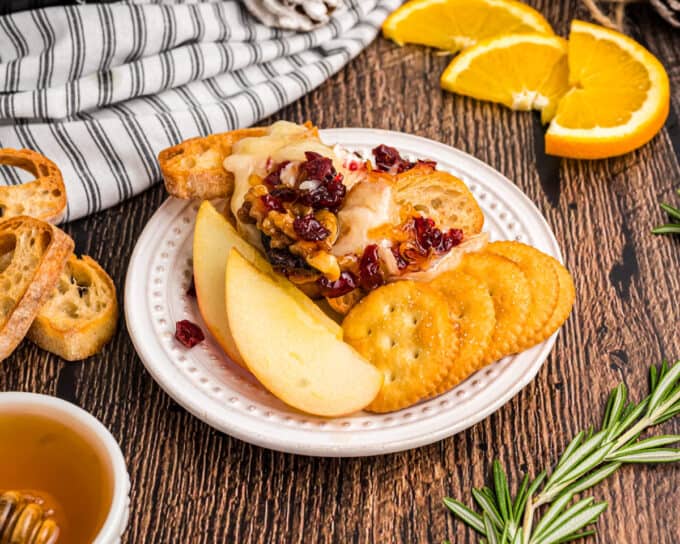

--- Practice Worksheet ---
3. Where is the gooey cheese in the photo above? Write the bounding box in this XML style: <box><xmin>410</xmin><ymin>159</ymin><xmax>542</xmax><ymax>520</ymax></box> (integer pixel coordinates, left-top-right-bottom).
<box><xmin>224</xmin><ymin>121</ymin><xmax>351</xmax><ymax>247</ymax></box>
<box><xmin>222</xmin><ymin>121</ymin><xmax>481</xmax><ymax>282</ymax></box>
<box><xmin>331</xmin><ymin>178</ymin><xmax>399</xmax><ymax>258</ymax></box>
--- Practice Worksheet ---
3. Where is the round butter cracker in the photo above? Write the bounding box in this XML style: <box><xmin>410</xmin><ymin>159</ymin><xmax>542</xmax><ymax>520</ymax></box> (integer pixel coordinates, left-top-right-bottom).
<box><xmin>532</xmin><ymin>257</ymin><xmax>575</xmax><ymax>345</ymax></box>
<box><xmin>485</xmin><ymin>241</ymin><xmax>559</xmax><ymax>351</ymax></box>
<box><xmin>459</xmin><ymin>253</ymin><xmax>530</xmax><ymax>364</ymax></box>
<box><xmin>342</xmin><ymin>281</ymin><xmax>457</xmax><ymax>413</ymax></box>
<box><xmin>430</xmin><ymin>270</ymin><xmax>496</xmax><ymax>396</ymax></box>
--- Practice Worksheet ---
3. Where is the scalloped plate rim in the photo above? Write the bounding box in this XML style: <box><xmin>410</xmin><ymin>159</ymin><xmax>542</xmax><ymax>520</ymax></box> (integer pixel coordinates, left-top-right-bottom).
<box><xmin>124</xmin><ymin>128</ymin><xmax>563</xmax><ymax>457</ymax></box>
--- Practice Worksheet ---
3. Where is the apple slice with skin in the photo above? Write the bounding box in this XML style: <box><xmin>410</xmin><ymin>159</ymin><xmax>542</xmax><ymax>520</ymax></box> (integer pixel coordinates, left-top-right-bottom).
<box><xmin>193</xmin><ymin>201</ymin><xmax>341</xmax><ymax>368</ymax></box>
<box><xmin>226</xmin><ymin>249</ymin><xmax>383</xmax><ymax>417</ymax></box>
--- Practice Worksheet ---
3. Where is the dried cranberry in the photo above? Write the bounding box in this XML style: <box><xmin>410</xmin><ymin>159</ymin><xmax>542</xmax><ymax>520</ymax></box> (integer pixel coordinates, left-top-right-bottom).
<box><xmin>391</xmin><ymin>245</ymin><xmax>410</xmax><ymax>270</ymax></box>
<box><xmin>317</xmin><ymin>271</ymin><xmax>357</xmax><ymax>298</ymax></box>
<box><xmin>293</xmin><ymin>215</ymin><xmax>330</xmax><ymax>241</ymax></box>
<box><xmin>436</xmin><ymin>228</ymin><xmax>464</xmax><ymax>253</ymax></box>
<box><xmin>261</xmin><ymin>235</ymin><xmax>309</xmax><ymax>275</ymax></box>
<box><xmin>267</xmin><ymin>247</ymin><xmax>307</xmax><ymax>272</ymax></box>
<box><xmin>186</xmin><ymin>275</ymin><xmax>196</xmax><ymax>297</ymax></box>
<box><xmin>263</xmin><ymin>161</ymin><xmax>290</xmax><ymax>186</ymax></box>
<box><xmin>260</xmin><ymin>193</ymin><xmax>285</xmax><ymax>213</ymax></box>
<box><xmin>412</xmin><ymin>216</ymin><xmax>435</xmax><ymax>250</ymax></box>
<box><xmin>175</xmin><ymin>320</ymin><xmax>204</xmax><ymax>348</ymax></box>
<box><xmin>295</xmin><ymin>152</ymin><xmax>347</xmax><ymax>211</ymax></box>
<box><xmin>299</xmin><ymin>151</ymin><xmax>335</xmax><ymax>182</ymax></box>
<box><xmin>359</xmin><ymin>244</ymin><xmax>385</xmax><ymax>291</ymax></box>
<box><xmin>411</xmin><ymin>216</ymin><xmax>463</xmax><ymax>254</ymax></box>
<box><xmin>269</xmin><ymin>186</ymin><xmax>298</xmax><ymax>203</ymax></box>
<box><xmin>372</xmin><ymin>144</ymin><xmax>414</xmax><ymax>173</ymax></box>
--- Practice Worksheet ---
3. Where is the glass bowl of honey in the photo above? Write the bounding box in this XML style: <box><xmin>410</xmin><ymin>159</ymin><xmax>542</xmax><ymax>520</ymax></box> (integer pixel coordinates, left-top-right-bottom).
<box><xmin>0</xmin><ymin>393</ymin><xmax>129</xmax><ymax>543</ymax></box>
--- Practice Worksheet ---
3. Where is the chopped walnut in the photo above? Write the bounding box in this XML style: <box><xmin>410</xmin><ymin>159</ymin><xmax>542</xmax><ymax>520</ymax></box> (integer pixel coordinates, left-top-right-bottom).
<box><xmin>304</xmin><ymin>250</ymin><xmax>341</xmax><ymax>281</ymax></box>
<box><xmin>239</xmin><ymin>182</ymin><xmax>343</xmax><ymax>280</ymax></box>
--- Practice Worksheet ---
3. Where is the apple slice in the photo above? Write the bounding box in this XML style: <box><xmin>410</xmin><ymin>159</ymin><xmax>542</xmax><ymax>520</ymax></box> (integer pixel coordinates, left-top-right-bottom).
<box><xmin>193</xmin><ymin>201</ymin><xmax>341</xmax><ymax>368</ymax></box>
<box><xmin>226</xmin><ymin>249</ymin><xmax>382</xmax><ymax>416</ymax></box>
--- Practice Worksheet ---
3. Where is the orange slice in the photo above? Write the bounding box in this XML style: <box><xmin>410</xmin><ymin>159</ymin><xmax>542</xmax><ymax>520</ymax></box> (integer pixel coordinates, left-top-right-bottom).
<box><xmin>440</xmin><ymin>33</ymin><xmax>569</xmax><ymax>123</ymax></box>
<box><xmin>545</xmin><ymin>20</ymin><xmax>670</xmax><ymax>159</ymax></box>
<box><xmin>382</xmin><ymin>0</ymin><xmax>554</xmax><ymax>53</ymax></box>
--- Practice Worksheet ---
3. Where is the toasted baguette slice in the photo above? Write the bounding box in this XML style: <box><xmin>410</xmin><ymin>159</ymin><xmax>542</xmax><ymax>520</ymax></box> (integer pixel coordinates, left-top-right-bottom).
<box><xmin>27</xmin><ymin>255</ymin><xmax>118</xmax><ymax>361</ymax></box>
<box><xmin>395</xmin><ymin>163</ymin><xmax>484</xmax><ymax>236</ymax></box>
<box><xmin>159</xmin><ymin>127</ymin><xmax>268</xmax><ymax>200</ymax></box>
<box><xmin>0</xmin><ymin>149</ymin><xmax>67</xmax><ymax>224</ymax></box>
<box><xmin>0</xmin><ymin>216</ymin><xmax>74</xmax><ymax>362</ymax></box>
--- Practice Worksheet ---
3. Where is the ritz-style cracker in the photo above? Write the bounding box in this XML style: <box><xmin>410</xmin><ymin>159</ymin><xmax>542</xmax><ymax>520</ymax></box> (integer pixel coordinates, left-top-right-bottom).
<box><xmin>533</xmin><ymin>257</ymin><xmax>575</xmax><ymax>344</ymax></box>
<box><xmin>485</xmin><ymin>241</ymin><xmax>560</xmax><ymax>351</ymax></box>
<box><xmin>430</xmin><ymin>270</ymin><xmax>496</xmax><ymax>396</ymax></box>
<box><xmin>459</xmin><ymin>253</ymin><xmax>531</xmax><ymax>364</ymax></box>
<box><xmin>342</xmin><ymin>281</ymin><xmax>458</xmax><ymax>413</ymax></box>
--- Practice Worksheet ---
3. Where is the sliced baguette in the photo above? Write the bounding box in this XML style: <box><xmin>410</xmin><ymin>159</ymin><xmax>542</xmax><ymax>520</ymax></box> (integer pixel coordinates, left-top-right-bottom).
<box><xmin>394</xmin><ymin>163</ymin><xmax>484</xmax><ymax>236</ymax></box>
<box><xmin>27</xmin><ymin>255</ymin><xmax>118</xmax><ymax>361</ymax></box>
<box><xmin>0</xmin><ymin>148</ymin><xmax>67</xmax><ymax>224</ymax></box>
<box><xmin>0</xmin><ymin>216</ymin><xmax>74</xmax><ymax>362</ymax></box>
<box><xmin>159</xmin><ymin>127</ymin><xmax>268</xmax><ymax>200</ymax></box>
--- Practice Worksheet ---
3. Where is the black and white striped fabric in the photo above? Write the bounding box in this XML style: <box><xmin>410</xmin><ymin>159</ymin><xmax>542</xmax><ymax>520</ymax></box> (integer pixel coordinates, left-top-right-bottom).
<box><xmin>0</xmin><ymin>0</ymin><xmax>400</xmax><ymax>221</ymax></box>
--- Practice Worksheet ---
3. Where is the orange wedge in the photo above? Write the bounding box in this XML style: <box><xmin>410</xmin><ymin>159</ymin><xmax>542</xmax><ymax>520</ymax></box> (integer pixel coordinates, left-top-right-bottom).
<box><xmin>382</xmin><ymin>0</ymin><xmax>554</xmax><ymax>53</ymax></box>
<box><xmin>545</xmin><ymin>20</ymin><xmax>670</xmax><ymax>159</ymax></box>
<box><xmin>440</xmin><ymin>33</ymin><xmax>569</xmax><ymax>123</ymax></box>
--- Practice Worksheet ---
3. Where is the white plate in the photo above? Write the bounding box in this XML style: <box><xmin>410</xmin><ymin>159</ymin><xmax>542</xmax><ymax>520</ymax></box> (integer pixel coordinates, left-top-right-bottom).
<box><xmin>125</xmin><ymin>128</ymin><xmax>562</xmax><ymax>457</ymax></box>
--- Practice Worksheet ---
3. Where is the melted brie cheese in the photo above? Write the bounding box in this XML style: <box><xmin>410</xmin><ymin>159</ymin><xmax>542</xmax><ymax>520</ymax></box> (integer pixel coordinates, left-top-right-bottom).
<box><xmin>332</xmin><ymin>178</ymin><xmax>399</xmax><ymax>257</ymax></box>
<box><xmin>400</xmin><ymin>233</ymin><xmax>489</xmax><ymax>282</ymax></box>
<box><xmin>222</xmin><ymin>121</ymin><xmax>479</xmax><ymax>284</ymax></box>
<box><xmin>224</xmin><ymin>121</ymin><xmax>351</xmax><ymax>247</ymax></box>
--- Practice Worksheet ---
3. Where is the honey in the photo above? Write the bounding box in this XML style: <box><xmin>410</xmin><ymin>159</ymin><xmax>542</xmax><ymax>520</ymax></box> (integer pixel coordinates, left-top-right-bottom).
<box><xmin>0</xmin><ymin>411</ymin><xmax>113</xmax><ymax>543</ymax></box>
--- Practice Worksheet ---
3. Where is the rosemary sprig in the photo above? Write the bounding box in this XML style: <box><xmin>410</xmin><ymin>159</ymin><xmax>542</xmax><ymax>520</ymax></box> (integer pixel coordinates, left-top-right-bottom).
<box><xmin>652</xmin><ymin>188</ymin><xmax>680</xmax><ymax>235</ymax></box>
<box><xmin>444</xmin><ymin>360</ymin><xmax>680</xmax><ymax>544</ymax></box>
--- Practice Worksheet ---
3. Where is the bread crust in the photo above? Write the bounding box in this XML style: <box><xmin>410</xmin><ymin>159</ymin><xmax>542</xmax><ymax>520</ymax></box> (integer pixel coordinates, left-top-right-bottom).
<box><xmin>159</xmin><ymin>127</ymin><xmax>268</xmax><ymax>200</ymax></box>
<box><xmin>28</xmin><ymin>255</ymin><xmax>118</xmax><ymax>361</ymax></box>
<box><xmin>0</xmin><ymin>148</ymin><xmax>67</xmax><ymax>224</ymax></box>
<box><xmin>394</xmin><ymin>163</ymin><xmax>484</xmax><ymax>235</ymax></box>
<box><xmin>0</xmin><ymin>217</ymin><xmax>74</xmax><ymax>362</ymax></box>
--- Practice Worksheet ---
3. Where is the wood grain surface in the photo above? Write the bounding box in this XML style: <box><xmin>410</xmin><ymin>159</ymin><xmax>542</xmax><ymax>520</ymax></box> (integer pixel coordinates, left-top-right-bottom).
<box><xmin>1</xmin><ymin>1</ymin><xmax>679</xmax><ymax>542</ymax></box>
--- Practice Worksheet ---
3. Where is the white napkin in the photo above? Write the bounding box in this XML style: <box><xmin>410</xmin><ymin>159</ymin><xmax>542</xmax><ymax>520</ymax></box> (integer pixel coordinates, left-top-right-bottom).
<box><xmin>0</xmin><ymin>0</ymin><xmax>400</xmax><ymax>221</ymax></box>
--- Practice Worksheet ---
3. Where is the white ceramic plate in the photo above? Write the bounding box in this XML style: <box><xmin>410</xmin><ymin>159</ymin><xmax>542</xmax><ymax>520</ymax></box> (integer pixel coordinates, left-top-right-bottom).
<box><xmin>125</xmin><ymin>128</ymin><xmax>562</xmax><ymax>457</ymax></box>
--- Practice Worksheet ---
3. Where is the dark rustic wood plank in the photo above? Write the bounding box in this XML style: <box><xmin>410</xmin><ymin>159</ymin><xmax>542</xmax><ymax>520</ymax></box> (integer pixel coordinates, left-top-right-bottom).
<box><xmin>1</xmin><ymin>1</ymin><xmax>679</xmax><ymax>542</ymax></box>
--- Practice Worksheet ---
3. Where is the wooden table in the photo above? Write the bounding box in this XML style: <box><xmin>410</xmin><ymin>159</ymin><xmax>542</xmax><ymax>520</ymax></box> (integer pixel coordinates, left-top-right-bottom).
<box><xmin>2</xmin><ymin>1</ymin><xmax>679</xmax><ymax>542</ymax></box>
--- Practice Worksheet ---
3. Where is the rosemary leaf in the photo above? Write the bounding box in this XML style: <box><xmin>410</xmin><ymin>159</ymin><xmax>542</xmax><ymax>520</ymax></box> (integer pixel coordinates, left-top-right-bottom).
<box><xmin>444</xmin><ymin>361</ymin><xmax>680</xmax><ymax>544</ymax></box>
<box><xmin>443</xmin><ymin>498</ymin><xmax>485</xmax><ymax>534</ymax></box>
<box><xmin>647</xmin><ymin>361</ymin><xmax>680</xmax><ymax>417</ymax></box>
<box><xmin>512</xmin><ymin>473</ymin><xmax>531</xmax><ymax>522</ymax></box>
<box><xmin>607</xmin><ymin>399</ymin><xmax>648</xmax><ymax>441</ymax></box>
<box><xmin>494</xmin><ymin>461</ymin><xmax>513</xmax><ymax>522</ymax></box>
<box><xmin>472</xmin><ymin>488</ymin><xmax>504</xmax><ymax>530</ymax></box>
<box><xmin>608</xmin><ymin>449</ymin><xmax>680</xmax><ymax>463</ymax></box>
<box><xmin>533</xmin><ymin>497</ymin><xmax>596</xmax><ymax>543</ymax></box>
<box><xmin>554</xmin><ymin>432</ymin><xmax>584</xmax><ymax>471</ymax></box>
<box><xmin>484</xmin><ymin>513</ymin><xmax>500</xmax><ymax>544</ymax></box>
<box><xmin>655</xmin><ymin>404</ymin><xmax>680</xmax><ymax>424</ymax></box>
<box><xmin>511</xmin><ymin>529</ymin><xmax>523</xmax><ymax>544</ymax></box>
<box><xmin>544</xmin><ymin>431</ymin><xmax>606</xmax><ymax>489</ymax></box>
<box><xmin>659</xmin><ymin>203</ymin><xmax>680</xmax><ymax>222</ymax></box>
<box><xmin>562</xmin><ymin>462</ymin><xmax>621</xmax><ymax>497</ymax></box>
<box><xmin>654</xmin><ymin>192</ymin><xmax>680</xmax><ymax>234</ymax></box>
<box><xmin>652</xmin><ymin>223</ymin><xmax>680</xmax><ymax>235</ymax></box>
<box><xmin>550</xmin><ymin>529</ymin><xmax>596</xmax><ymax>544</ymax></box>
<box><xmin>603</xmin><ymin>384</ymin><xmax>627</xmax><ymax>429</ymax></box>
<box><xmin>612</xmin><ymin>434</ymin><xmax>680</xmax><ymax>456</ymax></box>
<box><xmin>536</xmin><ymin>501</ymin><xmax>607</xmax><ymax>544</ymax></box>
<box><xmin>531</xmin><ymin>492</ymin><xmax>575</xmax><ymax>540</ymax></box>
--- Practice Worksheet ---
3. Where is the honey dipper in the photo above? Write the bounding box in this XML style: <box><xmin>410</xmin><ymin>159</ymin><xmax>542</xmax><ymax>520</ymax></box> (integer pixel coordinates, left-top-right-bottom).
<box><xmin>0</xmin><ymin>491</ymin><xmax>59</xmax><ymax>544</ymax></box>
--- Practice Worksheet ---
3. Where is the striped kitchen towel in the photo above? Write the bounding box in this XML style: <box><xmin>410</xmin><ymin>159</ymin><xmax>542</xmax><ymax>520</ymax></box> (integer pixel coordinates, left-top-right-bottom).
<box><xmin>0</xmin><ymin>0</ymin><xmax>400</xmax><ymax>221</ymax></box>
